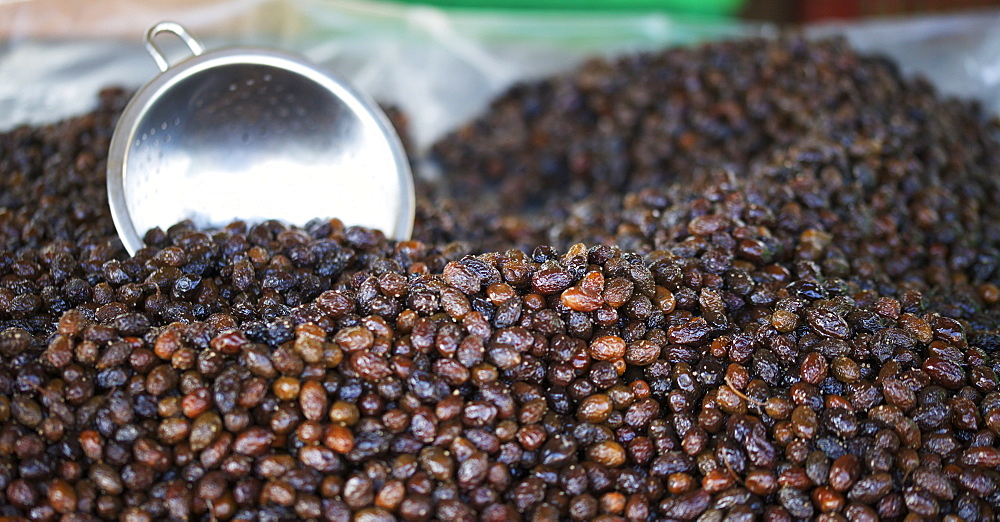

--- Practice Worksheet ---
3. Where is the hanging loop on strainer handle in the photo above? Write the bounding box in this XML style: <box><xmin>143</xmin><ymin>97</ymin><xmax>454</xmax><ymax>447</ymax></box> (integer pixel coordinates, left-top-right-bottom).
<box><xmin>145</xmin><ymin>22</ymin><xmax>205</xmax><ymax>72</ymax></box>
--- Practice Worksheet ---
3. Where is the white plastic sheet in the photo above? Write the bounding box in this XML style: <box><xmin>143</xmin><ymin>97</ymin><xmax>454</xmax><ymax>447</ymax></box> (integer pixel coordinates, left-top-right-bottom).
<box><xmin>0</xmin><ymin>0</ymin><xmax>760</xmax><ymax>149</ymax></box>
<box><xmin>1</xmin><ymin>1</ymin><xmax>999</xmax><ymax>151</ymax></box>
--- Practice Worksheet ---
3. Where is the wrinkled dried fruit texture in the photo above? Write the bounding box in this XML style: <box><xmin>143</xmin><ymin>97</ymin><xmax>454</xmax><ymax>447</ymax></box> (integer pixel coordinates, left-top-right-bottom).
<box><xmin>1</xmin><ymin>35</ymin><xmax>1000</xmax><ymax>521</ymax></box>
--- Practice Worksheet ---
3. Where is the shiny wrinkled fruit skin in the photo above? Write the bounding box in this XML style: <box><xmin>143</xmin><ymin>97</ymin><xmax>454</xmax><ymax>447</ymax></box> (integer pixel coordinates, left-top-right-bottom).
<box><xmin>1</xmin><ymin>36</ymin><xmax>1000</xmax><ymax>520</ymax></box>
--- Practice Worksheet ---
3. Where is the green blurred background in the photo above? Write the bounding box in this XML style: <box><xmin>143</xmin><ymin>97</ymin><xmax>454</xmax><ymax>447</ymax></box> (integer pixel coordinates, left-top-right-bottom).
<box><xmin>390</xmin><ymin>0</ymin><xmax>1000</xmax><ymax>21</ymax></box>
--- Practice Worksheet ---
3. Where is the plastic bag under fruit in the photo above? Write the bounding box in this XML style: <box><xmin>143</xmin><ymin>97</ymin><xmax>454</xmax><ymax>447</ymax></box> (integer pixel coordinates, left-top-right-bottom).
<box><xmin>0</xmin><ymin>0</ymin><xmax>998</xmax><ymax>151</ymax></box>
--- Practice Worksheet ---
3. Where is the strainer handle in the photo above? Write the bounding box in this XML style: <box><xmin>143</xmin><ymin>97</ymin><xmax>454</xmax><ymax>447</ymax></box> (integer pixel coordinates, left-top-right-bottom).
<box><xmin>145</xmin><ymin>22</ymin><xmax>206</xmax><ymax>73</ymax></box>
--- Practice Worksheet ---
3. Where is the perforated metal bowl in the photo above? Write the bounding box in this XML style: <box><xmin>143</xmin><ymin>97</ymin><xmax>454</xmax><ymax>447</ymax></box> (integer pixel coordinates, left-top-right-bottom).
<box><xmin>108</xmin><ymin>22</ymin><xmax>414</xmax><ymax>255</ymax></box>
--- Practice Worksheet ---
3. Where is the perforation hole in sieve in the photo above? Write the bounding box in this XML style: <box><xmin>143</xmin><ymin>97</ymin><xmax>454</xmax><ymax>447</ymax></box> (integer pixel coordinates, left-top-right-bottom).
<box><xmin>126</xmin><ymin>116</ymin><xmax>185</xmax><ymax>212</ymax></box>
<box><xmin>179</xmin><ymin>65</ymin><xmax>315</xmax><ymax>142</ymax></box>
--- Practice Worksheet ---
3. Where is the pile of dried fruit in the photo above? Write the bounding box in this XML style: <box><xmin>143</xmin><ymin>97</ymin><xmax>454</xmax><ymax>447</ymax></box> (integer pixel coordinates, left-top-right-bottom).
<box><xmin>1</xmin><ymin>36</ymin><xmax>999</xmax><ymax>520</ymax></box>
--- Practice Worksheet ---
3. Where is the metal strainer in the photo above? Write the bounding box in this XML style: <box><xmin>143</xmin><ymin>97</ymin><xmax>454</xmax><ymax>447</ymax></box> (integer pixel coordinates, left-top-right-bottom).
<box><xmin>108</xmin><ymin>22</ymin><xmax>414</xmax><ymax>255</ymax></box>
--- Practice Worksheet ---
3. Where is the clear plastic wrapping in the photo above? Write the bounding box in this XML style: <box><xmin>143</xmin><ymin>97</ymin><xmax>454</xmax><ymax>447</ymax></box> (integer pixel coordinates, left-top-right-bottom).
<box><xmin>1</xmin><ymin>1</ymin><xmax>998</xmax><ymax>150</ymax></box>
